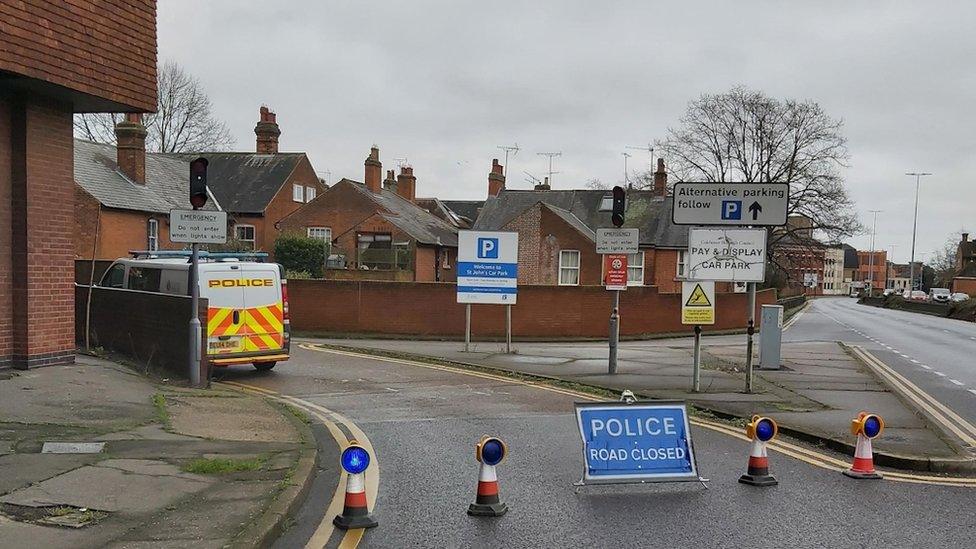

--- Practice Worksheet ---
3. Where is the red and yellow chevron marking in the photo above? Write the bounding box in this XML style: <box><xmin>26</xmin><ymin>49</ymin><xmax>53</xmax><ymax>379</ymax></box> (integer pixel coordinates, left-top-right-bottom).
<box><xmin>207</xmin><ymin>303</ymin><xmax>284</xmax><ymax>353</ymax></box>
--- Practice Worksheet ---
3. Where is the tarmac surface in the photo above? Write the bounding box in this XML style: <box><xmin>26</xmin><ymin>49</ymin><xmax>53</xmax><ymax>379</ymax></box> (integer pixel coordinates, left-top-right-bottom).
<box><xmin>218</xmin><ymin>340</ymin><xmax>976</xmax><ymax>548</ymax></box>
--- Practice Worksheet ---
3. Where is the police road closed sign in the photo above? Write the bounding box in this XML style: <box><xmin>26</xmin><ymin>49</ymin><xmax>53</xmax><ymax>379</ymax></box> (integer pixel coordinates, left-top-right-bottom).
<box><xmin>457</xmin><ymin>230</ymin><xmax>518</xmax><ymax>305</ymax></box>
<box><xmin>169</xmin><ymin>209</ymin><xmax>227</xmax><ymax>244</ymax></box>
<box><xmin>682</xmin><ymin>280</ymin><xmax>715</xmax><ymax>325</ymax></box>
<box><xmin>672</xmin><ymin>182</ymin><xmax>789</xmax><ymax>226</ymax></box>
<box><xmin>575</xmin><ymin>401</ymin><xmax>700</xmax><ymax>483</ymax></box>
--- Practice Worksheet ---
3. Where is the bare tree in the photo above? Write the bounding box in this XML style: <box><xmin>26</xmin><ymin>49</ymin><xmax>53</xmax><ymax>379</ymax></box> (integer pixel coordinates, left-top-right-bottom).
<box><xmin>74</xmin><ymin>60</ymin><xmax>235</xmax><ymax>152</ymax></box>
<box><xmin>585</xmin><ymin>178</ymin><xmax>608</xmax><ymax>190</ymax></box>
<box><xmin>930</xmin><ymin>232</ymin><xmax>962</xmax><ymax>288</ymax></box>
<box><xmin>655</xmin><ymin>87</ymin><xmax>861</xmax><ymax>282</ymax></box>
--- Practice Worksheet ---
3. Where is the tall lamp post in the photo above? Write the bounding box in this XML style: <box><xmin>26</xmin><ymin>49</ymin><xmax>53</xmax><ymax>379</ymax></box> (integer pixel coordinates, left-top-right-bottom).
<box><xmin>868</xmin><ymin>210</ymin><xmax>882</xmax><ymax>294</ymax></box>
<box><xmin>905</xmin><ymin>172</ymin><xmax>932</xmax><ymax>291</ymax></box>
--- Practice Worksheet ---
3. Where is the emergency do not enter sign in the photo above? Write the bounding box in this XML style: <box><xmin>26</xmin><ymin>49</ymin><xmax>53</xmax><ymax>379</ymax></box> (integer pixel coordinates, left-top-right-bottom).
<box><xmin>604</xmin><ymin>254</ymin><xmax>628</xmax><ymax>291</ymax></box>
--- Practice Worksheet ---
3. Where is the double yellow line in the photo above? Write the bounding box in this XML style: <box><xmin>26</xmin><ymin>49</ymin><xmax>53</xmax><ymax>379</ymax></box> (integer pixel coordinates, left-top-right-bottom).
<box><xmin>301</xmin><ymin>343</ymin><xmax>976</xmax><ymax>488</ymax></box>
<box><xmin>219</xmin><ymin>380</ymin><xmax>378</xmax><ymax>549</ymax></box>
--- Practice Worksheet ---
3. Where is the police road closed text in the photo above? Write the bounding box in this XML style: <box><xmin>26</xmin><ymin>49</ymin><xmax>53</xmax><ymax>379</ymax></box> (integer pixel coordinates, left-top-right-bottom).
<box><xmin>575</xmin><ymin>402</ymin><xmax>699</xmax><ymax>482</ymax></box>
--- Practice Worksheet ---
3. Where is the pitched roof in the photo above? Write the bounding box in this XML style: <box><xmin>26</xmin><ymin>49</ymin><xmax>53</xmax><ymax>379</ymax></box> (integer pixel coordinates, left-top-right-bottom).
<box><xmin>167</xmin><ymin>152</ymin><xmax>305</xmax><ymax>214</ymax></box>
<box><xmin>344</xmin><ymin>180</ymin><xmax>459</xmax><ymax>246</ymax></box>
<box><xmin>74</xmin><ymin>139</ymin><xmax>217</xmax><ymax>214</ymax></box>
<box><xmin>441</xmin><ymin>200</ymin><xmax>484</xmax><ymax>225</ymax></box>
<box><xmin>544</xmin><ymin>204</ymin><xmax>595</xmax><ymax>240</ymax></box>
<box><xmin>473</xmin><ymin>189</ymin><xmax>687</xmax><ymax>247</ymax></box>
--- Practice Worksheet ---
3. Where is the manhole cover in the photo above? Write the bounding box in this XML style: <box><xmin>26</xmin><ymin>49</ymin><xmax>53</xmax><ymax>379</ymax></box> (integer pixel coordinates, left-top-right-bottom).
<box><xmin>41</xmin><ymin>442</ymin><xmax>105</xmax><ymax>454</ymax></box>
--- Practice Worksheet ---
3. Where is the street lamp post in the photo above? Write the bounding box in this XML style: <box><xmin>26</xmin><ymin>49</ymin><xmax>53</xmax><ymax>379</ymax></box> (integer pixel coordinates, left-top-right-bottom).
<box><xmin>868</xmin><ymin>210</ymin><xmax>882</xmax><ymax>294</ymax></box>
<box><xmin>905</xmin><ymin>172</ymin><xmax>932</xmax><ymax>291</ymax></box>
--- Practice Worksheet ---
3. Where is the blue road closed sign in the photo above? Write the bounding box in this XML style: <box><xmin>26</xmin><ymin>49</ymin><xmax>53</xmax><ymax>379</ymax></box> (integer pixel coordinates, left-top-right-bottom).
<box><xmin>457</xmin><ymin>230</ymin><xmax>519</xmax><ymax>305</ymax></box>
<box><xmin>575</xmin><ymin>400</ymin><xmax>702</xmax><ymax>484</ymax></box>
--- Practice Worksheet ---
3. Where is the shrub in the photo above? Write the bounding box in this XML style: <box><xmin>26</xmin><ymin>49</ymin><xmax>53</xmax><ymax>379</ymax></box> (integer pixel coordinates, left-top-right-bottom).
<box><xmin>274</xmin><ymin>233</ymin><xmax>327</xmax><ymax>277</ymax></box>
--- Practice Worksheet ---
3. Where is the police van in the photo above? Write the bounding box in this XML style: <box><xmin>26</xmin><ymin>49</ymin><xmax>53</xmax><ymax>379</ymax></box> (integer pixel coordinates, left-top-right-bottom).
<box><xmin>97</xmin><ymin>251</ymin><xmax>290</xmax><ymax>370</ymax></box>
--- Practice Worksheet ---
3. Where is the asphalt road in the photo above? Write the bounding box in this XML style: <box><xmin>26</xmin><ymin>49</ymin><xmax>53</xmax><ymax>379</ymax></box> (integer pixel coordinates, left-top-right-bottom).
<box><xmin>788</xmin><ymin>297</ymin><xmax>976</xmax><ymax>428</ymax></box>
<box><xmin>218</xmin><ymin>341</ymin><xmax>974</xmax><ymax>548</ymax></box>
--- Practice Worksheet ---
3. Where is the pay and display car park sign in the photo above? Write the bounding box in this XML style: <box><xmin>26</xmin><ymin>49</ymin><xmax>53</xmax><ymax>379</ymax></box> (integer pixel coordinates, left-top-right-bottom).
<box><xmin>575</xmin><ymin>401</ymin><xmax>701</xmax><ymax>484</ymax></box>
<box><xmin>457</xmin><ymin>230</ymin><xmax>519</xmax><ymax>305</ymax></box>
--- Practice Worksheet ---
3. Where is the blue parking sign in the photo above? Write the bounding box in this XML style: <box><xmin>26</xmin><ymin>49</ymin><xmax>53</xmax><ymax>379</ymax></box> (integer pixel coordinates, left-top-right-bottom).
<box><xmin>721</xmin><ymin>200</ymin><xmax>742</xmax><ymax>220</ymax></box>
<box><xmin>575</xmin><ymin>401</ymin><xmax>703</xmax><ymax>484</ymax></box>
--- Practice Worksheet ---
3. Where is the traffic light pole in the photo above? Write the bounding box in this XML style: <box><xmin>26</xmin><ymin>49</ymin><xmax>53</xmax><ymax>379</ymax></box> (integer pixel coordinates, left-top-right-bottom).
<box><xmin>188</xmin><ymin>241</ymin><xmax>202</xmax><ymax>387</ymax></box>
<box><xmin>745</xmin><ymin>282</ymin><xmax>756</xmax><ymax>393</ymax></box>
<box><xmin>608</xmin><ymin>289</ymin><xmax>619</xmax><ymax>374</ymax></box>
<box><xmin>692</xmin><ymin>325</ymin><xmax>702</xmax><ymax>392</ymax></box>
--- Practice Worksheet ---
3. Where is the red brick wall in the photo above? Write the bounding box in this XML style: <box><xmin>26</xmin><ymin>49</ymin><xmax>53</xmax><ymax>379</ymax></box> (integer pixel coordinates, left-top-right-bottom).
<box><xmin>0</xmin><ymin>0</ymin><xmax>157</xmax><ymax>111</ymax></box>
<box><xmin>289</xmin><ymin>279</ymin><xmax>776</xmax><ymax>338</ymax></box>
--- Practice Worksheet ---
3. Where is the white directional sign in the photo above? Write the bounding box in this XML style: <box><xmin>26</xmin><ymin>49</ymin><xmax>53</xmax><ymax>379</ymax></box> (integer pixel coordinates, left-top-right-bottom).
<box><xmin>457</xmin><ymin>230</ymin><xmax>518</xmax><ymax>304</ymax></box>
<box><xmin>169</xmin><ymin>209</ymin><xmax>227</xmax><ymax>244</ymax></box>
<box><xmin>672</xmin><ymin>182</ymin><xmax>789</xmax><ymax>226</ymax></box>
<box><xmin>596</xmin><ymin>228</ymin><xmax>639</xmax><ymax>254</ymax></box>
<box><xmin>687</xmin><ymin>228</ymin><xmax>767</xmax><ymax>282</ymax></box>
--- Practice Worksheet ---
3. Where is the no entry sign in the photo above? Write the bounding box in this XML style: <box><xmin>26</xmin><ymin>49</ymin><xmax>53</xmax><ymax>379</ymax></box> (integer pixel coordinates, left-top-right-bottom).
<box><xmin>604</xmin><ymin>254</ymin><xmax>628</xmax><ymax>291</ymax></box>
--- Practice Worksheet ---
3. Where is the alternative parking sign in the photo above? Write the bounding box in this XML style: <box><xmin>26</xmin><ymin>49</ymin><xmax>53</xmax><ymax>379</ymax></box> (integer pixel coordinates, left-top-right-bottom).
<box><xmin>575</xmin><ymin>401</ymin><xmax>703</xmax><ymax>484</ymax></box>
<box><xmin>457</xmin><ymin>230</ymin><xmax>518</xmax><ymax>304</ymax></box>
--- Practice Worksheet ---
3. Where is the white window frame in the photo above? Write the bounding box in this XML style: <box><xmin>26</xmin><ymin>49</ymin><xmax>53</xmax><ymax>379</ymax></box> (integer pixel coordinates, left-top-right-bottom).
<box><xmin>292</xmin><ymin>184</ymin><xmax>304</xmax><ymax>203</ymax></box>
<box><xmin>307</xmin><ymin>226</ymin><xmax>331</xmax><ymax>242</ymax></box>
<box><xmin>235</xmin><ymin>224</ymin><xmax>256</xmax><ymax>250</ymax></box>
<box><xmin>627</xmin><ymin>251</ymin><xmax>644</xmax><ymax>286</ymax></box>
<box><xmin>676</xmin><ymin>250</ymin><xmax>687</xmax><ymax>278</ymax></box>
<box><xmin>147</xmin><ymin>218</ymin><xmax>159</xmax><ymax>251</ymax></box>
<box><xmin>305</xmin><ymin>186</ymin><xmax>317</xmax><ymax>202</ymax></box>
<box><xmin>559</xmin><ymin>250</ymin><xmax>580</xmax><ymax>286</ymax></box>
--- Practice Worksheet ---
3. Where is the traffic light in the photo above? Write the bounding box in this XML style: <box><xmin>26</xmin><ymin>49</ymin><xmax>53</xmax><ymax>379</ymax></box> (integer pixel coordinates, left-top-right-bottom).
<box><xmin>611</xmin><ymin>185</ymin><xmax>626</xmax><ymax>227</ymax></box>
<box><xmin>189</xmin><ymin>157</ymin><xmax>209</xmax><ymax>209</ymax></box>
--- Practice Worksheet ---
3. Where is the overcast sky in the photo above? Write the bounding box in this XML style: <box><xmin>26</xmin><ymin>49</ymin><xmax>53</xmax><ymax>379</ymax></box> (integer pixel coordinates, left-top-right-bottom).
<box><xmin>158</xmin><ymin>1</ymin><xmax>975</xmax><ymax>263</ymax></box>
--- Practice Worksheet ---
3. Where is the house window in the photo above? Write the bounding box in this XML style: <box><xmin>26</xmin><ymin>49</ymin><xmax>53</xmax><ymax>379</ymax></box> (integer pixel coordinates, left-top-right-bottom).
<box><xmin>600</xmin><ymin>195</ymin><xmax>613</xmax><ymax>211</ymax></box>
<box><xmin>292</xmin><ymin>184</ymin><xmax>304</xmax><ymax>202</ymax></box>
<box><xmin>357</xmin><ymin>233</ymin><xmax>394</xmax><ymax>269</ymax></box>
<box><xmin>627</xmin><ymin>251</ymin><xmax>644</xmax><ymax>286</ymax></box>
<box><xmin>235</xmin><ymin>224</ymin><xmax>256</xmax><ymax>250</ymax></box>
<box><xmin>676</xmin><ymin>250</ymin><xmax>687</xmax><ymax>278</ymax></box>
<box><xmin>307</xmin><ymin>227</ymin><xmax>331</xmax><ymax>242</ymax></box>
<box><xmin>147</xmin><ymin>218</ymin><xmax>158</xmax><ymax>251</ymax></box>
<box><xmin>305</xmin><ymin>186</ymin><xmax>317</xmax><ymax>202</ymax></box>
<box><xmin>559</xmin><ymin>250</ymin><xmax>580</xmax><ymax>286</ymax></box>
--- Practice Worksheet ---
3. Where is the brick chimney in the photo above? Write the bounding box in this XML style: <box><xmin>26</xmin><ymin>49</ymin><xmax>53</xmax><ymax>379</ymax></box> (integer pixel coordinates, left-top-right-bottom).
<box><xmin>255</xmin><ymin>106</ymin><xmax>280</xmax><ymax>154</ymax></box>
<box><xmin>397</xmin><ymin>165</ymin><xmax>416</xmax><ymax>202</ymax></box>
<box><xmin>488</xmin><ymin>158</ymin><xmax>505</xmax><ymax>196</ymax></box>
<box><xmin>383</xmin><ymin>169</ymin><xmax>397</xmax><ymax>192</ymax></box>
<box><xmin>653</xmin><ymin>157</ymin><xmax>668</xmax><ymax>196</ymax></box>
<box><xmin>115</xmin><ymin>113</ymin><xmax>147</xmax><ymax>184</ymax></box>
<box><xmin>963</xmin><ymin>233</ymin><xmax>970</xmax><ymax>243</ymax></box>
<box><xmin>364</xmin><ymin>146</ymin><xmax>382</xmax><ymax>193</ymax></box>
<box><xmin>534</xmin><ymin>176</ymin><xmax>551</xmax><ymax>191</ymax></box>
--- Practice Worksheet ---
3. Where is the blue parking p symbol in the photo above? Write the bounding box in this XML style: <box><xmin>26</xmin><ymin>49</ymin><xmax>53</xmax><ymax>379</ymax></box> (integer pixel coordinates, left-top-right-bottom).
<box><xmin>721</xmin><ymin>200</ymin><xmax>742</xmax><ymax>220</ymax></box>
<box><xmin>478</xmin><ymin>238</ymin><xmax>499</xmax><ymax>259</ymax></box>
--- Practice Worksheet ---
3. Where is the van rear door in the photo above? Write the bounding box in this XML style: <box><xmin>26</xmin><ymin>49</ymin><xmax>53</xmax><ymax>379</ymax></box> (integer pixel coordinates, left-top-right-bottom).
<box><xmin>239</xmin><ymin>264</ymin><xmax>284</xmax><ymax>353</ymax></box>
<box><xmin>201</xmin><ymin>265</ymin><xmax>247</xmax><ymax>356</ymax></box>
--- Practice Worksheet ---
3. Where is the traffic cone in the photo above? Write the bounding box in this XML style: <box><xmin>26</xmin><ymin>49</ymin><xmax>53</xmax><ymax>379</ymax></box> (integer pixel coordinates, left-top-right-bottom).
<box><xmin>843</xmin><ymin>432</ymin><xmax>883</xmax><ymax>479</ymax></box>
<box><xmin>738</xmin><ymin>438</ymin><xmax>778</xmax><ymax>486</ymax></box>
<box><xmin>467</xmin><ymin>460</ymin><xmax>508</xmax><ymax>516</ymax></box>
<box><xmin>333</xmin><ymin>469</ymin><xmax>378</xmax><ymax>529</ymax></box>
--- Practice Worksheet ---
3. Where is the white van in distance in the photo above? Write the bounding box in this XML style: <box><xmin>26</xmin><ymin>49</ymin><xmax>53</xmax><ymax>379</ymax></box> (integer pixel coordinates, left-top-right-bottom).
<box><xmin>97</xmin><ymin>251</ymin><xmax>290</xmax><ymax>370</ymax></box>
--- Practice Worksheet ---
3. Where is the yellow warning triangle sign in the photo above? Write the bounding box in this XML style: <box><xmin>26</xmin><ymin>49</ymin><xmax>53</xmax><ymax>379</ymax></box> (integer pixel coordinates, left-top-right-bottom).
<box><xmin>685</xmin><ymin>283</ymin><xmax>712</xmax><ymax>307</ymax></box>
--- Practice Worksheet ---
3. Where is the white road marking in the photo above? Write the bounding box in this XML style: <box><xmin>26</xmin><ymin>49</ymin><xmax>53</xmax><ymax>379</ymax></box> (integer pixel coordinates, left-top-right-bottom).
<box><xmin>934</xmin><ymin>372</ymin><xmax>947</xmax><ymax>377</ymax></box>
<box><xmin>911</xmin><ymin>359</ymin><xmax>920</xmax><ymax>364</ymax></box>
<box><xmin>969</xmin><ymin>389</ymin><xmax>976</xmax><ymax>396</ymax></box>
<box><xmin>899</xmin><ymin>353</ymin><xmax>909</xmax><ymax>358</ymax></box>
<box><xmin>920</xmin><ymin>365</ymin><xmax>932</xmax><ymax>370</ymax></box>
<box><xmin>949</xmin><ymin>379</ymin><xmax>965</xmax><ymax>386</ymax></box>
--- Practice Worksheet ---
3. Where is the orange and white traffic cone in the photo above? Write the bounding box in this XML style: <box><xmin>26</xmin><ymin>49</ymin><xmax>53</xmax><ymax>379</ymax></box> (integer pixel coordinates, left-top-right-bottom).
<box><xmin>468</xmin><ymin>435</ymin><xmax>508</xmax><ymax>517</ymax></box>
<box><xmin>843</xmin><ymin>412</ymin><xmax>883</xmax><ymax>480</ymax></box>
<box><xmin>844</xmin><ymin>432</ymin><xmax>883</xmax><ymax>479</ymax></box>
<box><xmin>738</xmin><ymin>438</ymin><xmax>778</xmax><ymax>486</ymax></box>
<box><xmin>333</xmin><ymin>443</ymin><xmax>378</xmax><ymax>529</ymax></box>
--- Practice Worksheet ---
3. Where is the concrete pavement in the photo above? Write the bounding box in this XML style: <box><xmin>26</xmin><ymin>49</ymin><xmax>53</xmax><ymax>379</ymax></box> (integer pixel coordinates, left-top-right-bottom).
<box><xmin>0</xmin><ymin>355</ymin><xmax>318</xmax><ymax>548</ymax></box>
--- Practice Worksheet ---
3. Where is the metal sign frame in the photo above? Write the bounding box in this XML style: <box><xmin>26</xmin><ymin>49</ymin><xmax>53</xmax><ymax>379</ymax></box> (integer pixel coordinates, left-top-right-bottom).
<box><xmin>671</xmin><ymin>182</ymin><xmax>790</xmax><ymax>227</ymax></box>
<box><xmin>573</xmin><ymin>399</ymin><xmax>707</xmax><ymax>487</ymax></box>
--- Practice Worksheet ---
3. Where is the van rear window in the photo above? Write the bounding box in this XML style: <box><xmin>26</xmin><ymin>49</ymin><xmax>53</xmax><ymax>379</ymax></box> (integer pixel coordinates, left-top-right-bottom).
<box><xmin>127</xmin><ymin>267</ymin><xmax>161</xmax><ymax>292</ymax></box>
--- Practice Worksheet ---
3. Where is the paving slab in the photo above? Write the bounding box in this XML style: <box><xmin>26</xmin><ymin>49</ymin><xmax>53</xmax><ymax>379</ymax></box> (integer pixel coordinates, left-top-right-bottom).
<box><xmin>0</xmin><ymin>454</ymin><xmax>97</xmax><ymax>496</ymax></box>
<box><xmin>165</xmin><ymin>392</ymin><xmax>298</xmax><ymax>443</ymax></box>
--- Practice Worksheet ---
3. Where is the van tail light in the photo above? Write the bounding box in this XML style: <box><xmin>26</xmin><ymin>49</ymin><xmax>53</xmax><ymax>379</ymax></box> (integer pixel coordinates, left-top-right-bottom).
<box><xmin>281</xmin><ymin>279</ymin><xmax>290</xmax><ymax>320</ymax></box>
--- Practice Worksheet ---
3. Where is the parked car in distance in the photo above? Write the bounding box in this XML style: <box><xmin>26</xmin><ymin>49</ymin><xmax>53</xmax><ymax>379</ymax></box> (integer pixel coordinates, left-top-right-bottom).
<box><xmin>910</xmin><ymin>290</ymin><xmax>928</xmax><ymax>301</ymax></box>
<box><xmin>929</xmin><ymin>288</ymin><xmax>951</xmax><ymax>303</ymax></box>
<box><xmin>951</xmin><ymin>292</ymin><xmax>970</xmax><ymax>302</ymax></box>
<box><xmin>882</xmin><ymin>288</ymin><xmax>901</xmax><ymax>297</ymax></box>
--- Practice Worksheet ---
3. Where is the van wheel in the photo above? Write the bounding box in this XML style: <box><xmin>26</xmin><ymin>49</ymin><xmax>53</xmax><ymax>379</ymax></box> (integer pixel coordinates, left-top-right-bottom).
<box><xmin>254</xmin><ymin>362</ymin><xmax>276</xmax><ymax>371</ymax></box>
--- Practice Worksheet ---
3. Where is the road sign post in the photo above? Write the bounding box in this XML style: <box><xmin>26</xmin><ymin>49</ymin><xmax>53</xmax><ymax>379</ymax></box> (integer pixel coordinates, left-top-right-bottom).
<box><xmin>457</xmin><ymin>231</ymin><xmax>519</xmax><ymax>353</ymax></box>
<box><xmin>600</xmin><ymin>240</ymin><xmax>634</xmax><ymax>375</ymax></box>
<box><xmin>746</xmin><ymin>282</ymin><xmax>756</xmax><ymax>393</ymax></box>
<box><xmin>682</xmin><ymin>281</ymin><xmax>714</xmax><ymax>392</ymax></box>
<box><xmin>672</xmin><ymin>182</ymin><xmax>789</xmax><ymax>226</ymax></box>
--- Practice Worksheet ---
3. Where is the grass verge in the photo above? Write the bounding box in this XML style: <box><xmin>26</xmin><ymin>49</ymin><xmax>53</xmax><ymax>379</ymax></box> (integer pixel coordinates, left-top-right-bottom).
<box><xmin>151</xmin><ymin>392</ymin><xmax>170</xmax><ymax>426</ymax></box>
<box><xmin>181</xmin><ymin>456</ymin><xmax>266</xmax><ymax>474</ymax></box>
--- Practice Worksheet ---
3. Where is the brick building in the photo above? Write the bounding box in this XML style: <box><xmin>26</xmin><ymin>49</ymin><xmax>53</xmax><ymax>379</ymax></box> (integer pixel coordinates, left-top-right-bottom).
<box><xmin>773</xmin><ymin>236</ymin><xmax>827</xmax><ymax>296</ymax></box>
<box><xmin>952</xmin><ymin>232</ymin><xmax>976</xmax><ymax>294</ymax></box>
<box><xmin>856</xmin><ymin>250</ymin><xmax>888</xmax><ymax>289</ymax></box>
<box><xmin>473</xmin><ymin>159</ymin><xmax>701</xmax><ymax>293</ymax></box>
<box><xmin>1</xmin><ymin>1</ymin><xmax>157</xmax><ymax>369</ymax></box>
<box><xmin>277</xmin><ymin>147</ymin><xmax>459</xmax><ymax>282</ymax></box>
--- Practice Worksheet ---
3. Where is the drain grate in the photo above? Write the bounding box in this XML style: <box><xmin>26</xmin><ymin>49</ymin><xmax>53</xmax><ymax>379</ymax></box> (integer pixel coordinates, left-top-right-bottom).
<box><xmin>40</xmin><ymin>442</ymin><xmax>105</xmax><ymax>454</ymax></box>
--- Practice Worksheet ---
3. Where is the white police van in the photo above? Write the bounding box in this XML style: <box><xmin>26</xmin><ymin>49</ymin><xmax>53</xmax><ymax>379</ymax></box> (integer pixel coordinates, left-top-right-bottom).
<box><xmin>97</xmin><ymin>251</ymin><xmax>290</xmax><ymax>370</ymax></box>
